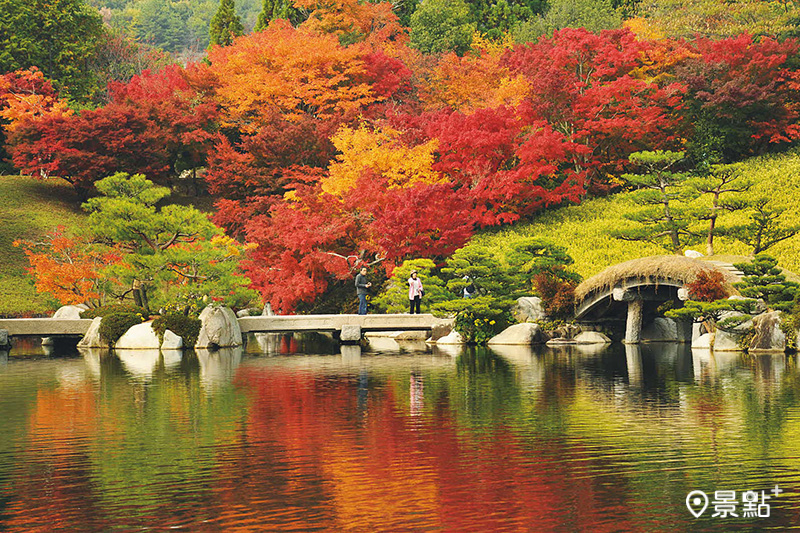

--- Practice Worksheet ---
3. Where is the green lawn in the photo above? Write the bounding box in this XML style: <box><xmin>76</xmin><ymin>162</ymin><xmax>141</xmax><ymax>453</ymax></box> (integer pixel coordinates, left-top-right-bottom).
<box><xmin>0</xmin><ymin>175</ymin><xmax>89</xmax><ymax>316</ymax></box>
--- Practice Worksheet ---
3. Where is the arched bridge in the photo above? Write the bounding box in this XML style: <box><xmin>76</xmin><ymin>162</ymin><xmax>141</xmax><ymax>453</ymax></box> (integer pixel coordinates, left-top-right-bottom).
<box><xmin>574</xmin><ymin>256</ymin><xmax>741</xmax><ymax>343</ymax></box>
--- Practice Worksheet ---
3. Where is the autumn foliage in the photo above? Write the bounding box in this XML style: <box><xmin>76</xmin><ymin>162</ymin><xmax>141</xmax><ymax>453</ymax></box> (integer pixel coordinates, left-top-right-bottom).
<box><xmin>13</xmin><ymin>227</ymin><xmax>121</xmax><ymax>307</ymax></box>
<box><xmin>6</xmin><ymin>9</ymin><xmax>800</xmax><ymax>312</ymax></box>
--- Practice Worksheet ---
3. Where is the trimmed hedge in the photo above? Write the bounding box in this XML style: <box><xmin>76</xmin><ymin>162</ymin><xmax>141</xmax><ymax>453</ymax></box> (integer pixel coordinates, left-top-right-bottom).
<box><xmin>99</xmin><ymin>312</ymin><xmax>145</xmax><ymax>346</ymax></box>
<box><xmin>152</xmin><ymin>313</ymin><xmax>201</xmax><ymax>348</ymax></box>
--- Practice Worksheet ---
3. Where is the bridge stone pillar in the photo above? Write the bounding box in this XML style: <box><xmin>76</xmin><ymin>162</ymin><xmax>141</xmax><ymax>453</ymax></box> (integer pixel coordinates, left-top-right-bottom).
<box><xmin>624</xmin><ymin>299</ymin><xmax>643</xmax><ymax>344</ymax></box>
<box><xmin>613</xmin><ymin>288</ymin><xmax>643</xmax><ymax>344</ymax></box>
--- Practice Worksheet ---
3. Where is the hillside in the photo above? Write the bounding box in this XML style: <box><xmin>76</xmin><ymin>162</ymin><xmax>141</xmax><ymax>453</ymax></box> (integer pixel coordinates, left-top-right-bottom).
<box><xmin>471</xmin><ymin>149</ymin><xmax>800</xmax><ymax>280</ymax></box>
<box><xmin>0</xmin><ymin>176</ymin><xmax>89</xmax><ymax>316</ymax></box>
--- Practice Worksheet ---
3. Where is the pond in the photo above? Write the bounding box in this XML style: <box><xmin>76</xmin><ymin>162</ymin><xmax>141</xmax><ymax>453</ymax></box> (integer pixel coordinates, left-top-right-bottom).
<box><xmin>1</xmin><ymin>335</ymin><xmax>799</xmax><ymax>532</ymax></box>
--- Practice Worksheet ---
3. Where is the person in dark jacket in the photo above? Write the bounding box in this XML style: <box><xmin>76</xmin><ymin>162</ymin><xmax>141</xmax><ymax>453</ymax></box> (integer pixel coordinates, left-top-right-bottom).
<box><xmin>355</xmin><ymin>267</ymin><xmax>372</xmax><ymax>315</ymax></box>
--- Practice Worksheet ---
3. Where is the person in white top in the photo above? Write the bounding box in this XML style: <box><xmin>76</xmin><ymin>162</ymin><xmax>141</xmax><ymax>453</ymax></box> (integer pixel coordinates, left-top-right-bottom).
<box><xmin>408</xmin><ymin>270</ymin><xmax>424</xmax><ymax>314</ymax></box>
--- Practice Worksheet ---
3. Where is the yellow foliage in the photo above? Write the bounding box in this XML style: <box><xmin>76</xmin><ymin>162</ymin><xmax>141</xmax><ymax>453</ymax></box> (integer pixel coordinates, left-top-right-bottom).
<box><xmin>623</xmin><ymin>17</ymin><xmax>665</xmax><ymax>41</ymax></box>
<box><xmin>323</xmin><ymin>124</ymin><xmax>445</xmax><ymax>195</ymax></box>
<box><xmin>471</xmin><ymin>31</ymin><xmax>515</xmax><ymax>56</ymax></box>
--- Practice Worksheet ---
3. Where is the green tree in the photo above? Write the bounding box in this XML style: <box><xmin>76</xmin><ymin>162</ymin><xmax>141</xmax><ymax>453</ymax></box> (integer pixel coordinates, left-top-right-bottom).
<box><xmin>432</xmin><ymin>239</ymin><xmax>578</xmax><ymax>342</ymax></box>
<box><xmin>685</xmin><ymin>163</ymin><xmax>752</xmax><ymax>256</ymax></box>
<box><xmin>373</xmin><ymin>258</ymin><xmax>448</xmax><ymax>313</ymax></box>
<box><xmin>466</xmin><ymin>0</ymin><xmax>544</xmax><ymax>39</ymax></box>
<box><xmin>409</xmin><ymin>0</ymin><xmax>475</xmax><ymax>56</ymax></box>
<box><xmin>254</xmin><ymin>0</ymin><xmax>304</xmax><ymax>30</ymax></box>
<box><xmin>512</xmin><ymin>0</ymin><xmax>620</xmax><ymax>43</ymax></box>
<box><xmin>134</xmin><ymin>0</ymin><xmax>190</xmax><ymax>52</ymax></box>
<box><xmin>0</xmin><ymin>0</ymin><xmax>105</xmax><ymax>102</ymax></box>
<box><xmin>83</xmin><ymin>173</ymin><xmax>257</xmax><ymax>314</ymax></box>
<box><xmin>635</xmin><ymin>0</ymin><xmax>800</xmax><ymax>39</ymax></box>
<box><xmin>389</xmin><ymin>0</ymin><xmax>420</xmax><ymax>27</ymax></box>
<box><xmin>612</xmin><ymin>151</ymin><xmax>697</xmax><ymax>254</ymax></box>
<box><xmin>727</xmin><ymin>198</ymin><xmax>800</xmax><ymax>255</ymax></box>
<box><xmin>210</xmin><ymin>0</ymin><xmax>244</xmax><ymax>47</ymax></box>
<box><xmin>733</xmin><ymin>254</ymin><xmax>799</xmax><ymax>312</ymax></box>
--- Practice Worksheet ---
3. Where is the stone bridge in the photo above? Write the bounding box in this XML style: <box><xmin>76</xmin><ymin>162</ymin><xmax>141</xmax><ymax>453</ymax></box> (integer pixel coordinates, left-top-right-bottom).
<box><xmin>0</xmin><ymin>313</ymin><xmax>451</xmax><ymax>344</ymax></box>
<box><xmin>574</xmin><ymin>256</ymin><xmax>742</xmax><ymax>343</ymax></box>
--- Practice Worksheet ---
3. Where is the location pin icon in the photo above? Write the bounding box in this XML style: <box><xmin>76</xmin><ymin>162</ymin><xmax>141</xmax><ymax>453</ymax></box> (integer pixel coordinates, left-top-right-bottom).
<box><xmin>686</xmin><ymin>490</ymin><xmax>709</xmax><ymax>518</ymax></box>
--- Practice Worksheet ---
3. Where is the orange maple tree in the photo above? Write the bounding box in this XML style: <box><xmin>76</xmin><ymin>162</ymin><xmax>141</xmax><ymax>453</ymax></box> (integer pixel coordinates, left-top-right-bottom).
<box><xmin>207</xmin><ymin>20</ymin><xmax>379</xmax><ymax>133</ymax></box>
<box><xmin>14</xmin><ymin>227</ymin><xmax>121</xmax><ymax>307</ymax></box>
<box><xmin>420</xmin><ymin>35</ymin><xmax>530</xmax><ymax>113</ymax></box>
<box><xmin>0</xmin><ymin>68</ymin><xmax>72</xmax><ymax>135</ymax></box>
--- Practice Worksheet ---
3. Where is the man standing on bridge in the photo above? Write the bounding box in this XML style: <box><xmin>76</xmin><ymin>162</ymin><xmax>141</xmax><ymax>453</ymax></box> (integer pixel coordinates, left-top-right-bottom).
<box><xmin>355</xmin><ymin>266</ymin><xmax>372</xmax><ymax>315</ymax></box>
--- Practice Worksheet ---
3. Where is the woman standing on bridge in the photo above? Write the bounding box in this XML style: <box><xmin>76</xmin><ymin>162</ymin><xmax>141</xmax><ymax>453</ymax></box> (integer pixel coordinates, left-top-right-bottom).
<box><xmin>408</xmin><ymin>271</ymin><xmax>424</xmax><ymax>314</ymax></box>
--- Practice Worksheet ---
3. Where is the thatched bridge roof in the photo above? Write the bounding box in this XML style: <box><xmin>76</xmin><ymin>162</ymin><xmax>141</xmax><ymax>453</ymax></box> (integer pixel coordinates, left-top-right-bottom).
<box><xmin>574</xmin><ymin>255</ymin><xmax>741</xmax><ymax>318</ymax></box>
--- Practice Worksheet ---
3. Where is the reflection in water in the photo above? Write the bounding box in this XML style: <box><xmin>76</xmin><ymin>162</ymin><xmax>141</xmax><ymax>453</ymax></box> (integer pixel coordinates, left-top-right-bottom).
<box><xmin>196</xmin><ymin>347</ymin><xmax>243</xmax><ymax>391</ymax></box>
<box><xmin>80</xmin><ymin>347</ymin><xmax>105</xmax><ymax>379</ymax></box>
<box><xmin>116</xmin><ymin>349</ymin><xmax>162</xmax><ymax>379</ymax></box>
<box><xmin>1</xmin><ymin>342</ymin><xmax>799</xmax><ymax>531</ymax></box>
<box><xmin>625</xmin><ymin>343</ymin><xmax>643</xmax><ymax>387</ymax></box>
<box><xmin>692</xmin><ymin>348</ymin><xmax>740</xmax><ymax>383</ymax></box>
<box><xmin>340</xmin><ymin>343</ymin><xmax>362</xmax><ymax>364</ymax></box>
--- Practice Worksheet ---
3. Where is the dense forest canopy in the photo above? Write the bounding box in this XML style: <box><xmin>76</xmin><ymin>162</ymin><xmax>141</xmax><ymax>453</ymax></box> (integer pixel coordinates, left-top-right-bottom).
<box><xmin>3</xmin><ymin>0</ymin><xmax>800</xmax><ymax>314</ymax></box>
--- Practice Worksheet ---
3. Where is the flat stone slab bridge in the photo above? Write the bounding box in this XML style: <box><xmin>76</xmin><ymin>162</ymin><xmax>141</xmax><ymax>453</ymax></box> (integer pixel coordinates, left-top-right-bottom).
<box><xmin>0</xmin><ymin>313</ymin><xmax>450</xmax><ymax>338</ymax></box>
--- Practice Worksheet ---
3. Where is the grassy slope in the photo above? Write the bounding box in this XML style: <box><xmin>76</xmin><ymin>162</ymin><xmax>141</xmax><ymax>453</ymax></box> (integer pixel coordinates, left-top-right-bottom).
<box><xmin>473</xmin><ymin>149</ymin><xmax>800</xmax><ymax>281</ymax></box>
<box><xmin>0</xmin><ymin>176</ymin><xmax>89</xmax><ymax>316</ymax></box>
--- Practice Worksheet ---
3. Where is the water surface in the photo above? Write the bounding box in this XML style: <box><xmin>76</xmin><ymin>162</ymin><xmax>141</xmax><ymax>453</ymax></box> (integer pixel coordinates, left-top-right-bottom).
<box><xmin>1</xmin><ymin>336</ymin><xmax>799</xmax><ymax>531</ymax></box>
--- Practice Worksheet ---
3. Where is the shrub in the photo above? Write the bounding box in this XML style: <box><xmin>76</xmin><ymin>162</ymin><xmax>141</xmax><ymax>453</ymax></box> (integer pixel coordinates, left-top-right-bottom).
<box><xmin>373</xmin><ymin>258</ymin><xmax>449</xmax><ymax>313</ymax></box>
<box><xmin>82</xmin><ymin>303</ymin><xmax>145</xmax><ymax>319</ymax></box>
<box><xmin>99</xmin><ymin>312</ymin><xmax>145</xmax><ymax>346</ymax></box>
<box><xmin>687</xmin><ymin>269</ymin><xmax>728</xmax><ymax>302</ymax></box>
<box><xmin>532</xmin><ymin>273</ymin><xmax>577</xmax><ymax>319</ymax></box>
<box><xmin>152</xmin><ymin>313</ymin><xmax>202</xmax><ymax>348</ymax></box>
<box><xmin>435</xmin><ymin>296</ymin><xmax>513</xmax><ymax>344</ymax></box>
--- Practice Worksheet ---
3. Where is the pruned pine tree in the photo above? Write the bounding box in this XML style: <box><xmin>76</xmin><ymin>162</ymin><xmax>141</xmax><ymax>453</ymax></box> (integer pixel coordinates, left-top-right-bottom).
<box><xmin>612</xmin><ymin>150</ymin><xmax>697</xmax><ymax>254</ymax></box>
<box><xmin>685</xmin><ymin>163</ymin><xmax>752</xmax><ymax>256</ymax></box>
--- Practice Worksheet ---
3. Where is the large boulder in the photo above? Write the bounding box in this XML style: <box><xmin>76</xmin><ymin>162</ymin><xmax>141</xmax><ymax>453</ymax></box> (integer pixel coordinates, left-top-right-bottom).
<box><xmin>393</xmin><ymin>330</ymin><xmax>428</xmax><ymax>341</ymax></box>
<box><xmin>691</xmin><ymin>330</ymin><xmax>743</xmax><ymax>352</ymax></box>
<box><xmin>488</xmin><ymin>323</ymin><xmax>544</xmax><ymax>345</ymax></box>
<box><xmin>513</xmin><ymin>297</ymin><xmax>546</xmax><ymax>323</ymax></box>
<box><xmin>641</xmin><ymin>318</ymin><xmax>690</xmax><ymax>343</ymax></box>
<box><xmin>195</xmin><ymin>306</ymin><xmax>242</xmax><ymax>349</ymax></box>
<box><xmin>52</xmin><ymin>304</ymin><xmax>88</xmax><ymax>319</ymax></box>
<box><xmin>161</xmin><ymin>329</ymin><xmax>183</xmax><ymax>350</ymax></box>
<box><xmin>428</xmin><ymin>322</ymin><xmax>453</xmax><ymax>342</ymax></box>
<box><xmin>436</xmin><ymin>330</ymin><xmax>465</xmax><ymax>345</ymax></box>
<box><xmin>77</xmin><ymin>317</ymin><xmax>104</xmax><ymax>348</ymax></box>
<box><xmin>0</xmin><ymin>329</ymin><xmax>8</xmax><ymax>348</ymax></box>
<box><xmin>115</xmin><ymin>321</ymin><xmax>160</xmax><ymax>350</ymax></box>
<box><xmin>749</xmin><ymin>311</ymin><xmax>786</xmax><ymax>353</ymax></box>
<box><xmin>574</xmin><ymin>331</ymin><xmax>611</xmax><ymax>345</ymax></box>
